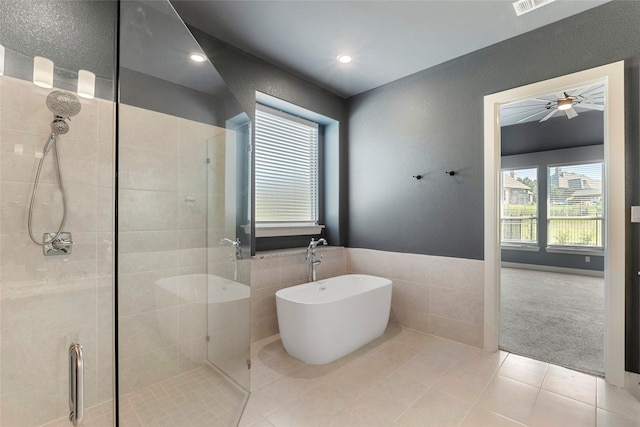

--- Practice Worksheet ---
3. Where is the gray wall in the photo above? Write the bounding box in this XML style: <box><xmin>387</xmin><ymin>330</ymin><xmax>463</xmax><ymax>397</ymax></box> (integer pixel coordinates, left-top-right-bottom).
<box><xmin>501</xmin><ymin>145</ymin><xmax>605</xmax><ymax>272</ymax></box>
<box><xmin>347</xmin><ymin>1</ymin><xmax>640</xmax><ymax>372</ymax></box>
<box><xmin>119</xmin><ymin>67</ymin><xmax>230</xmax><ymax>127</ymax></box>
<box><xmin>185</xmin><ymin>26</ymin><xmax>349</xmax><ymax>252</ymax></box>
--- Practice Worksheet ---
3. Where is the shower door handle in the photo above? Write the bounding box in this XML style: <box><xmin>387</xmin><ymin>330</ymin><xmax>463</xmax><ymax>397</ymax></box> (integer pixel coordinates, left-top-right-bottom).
<box><xmin>69</xmin><ymin>343</ymin><xmax>84</xmax><ymax>426</ymax></box>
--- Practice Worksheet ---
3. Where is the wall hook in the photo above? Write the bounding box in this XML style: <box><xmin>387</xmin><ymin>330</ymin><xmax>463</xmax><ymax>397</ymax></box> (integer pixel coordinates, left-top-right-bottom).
<box><xmin>445</xmin><ymin>171</ymin><xmax>455</xmax><ymax>176</ymax></box>
<box><xmin>412</xmin><ymin>174</ymin><xmax>423</xmax><ymax>180</ymax></box>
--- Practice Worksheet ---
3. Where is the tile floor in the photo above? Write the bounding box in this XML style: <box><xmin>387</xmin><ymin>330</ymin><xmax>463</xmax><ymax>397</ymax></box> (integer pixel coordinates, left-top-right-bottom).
<box><xmin>40</xmin><ymin>366</ymin><xmax>247</xmax><ymax>427</ymax></box>
<box><xmin>239</xmin><ymin>324</ymin><xmax>640</xmax><ymax>427</ymax></box>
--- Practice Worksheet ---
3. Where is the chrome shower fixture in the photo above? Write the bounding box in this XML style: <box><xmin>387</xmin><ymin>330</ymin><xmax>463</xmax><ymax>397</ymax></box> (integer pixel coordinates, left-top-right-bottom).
<box><xmin>28</xmin><ymin>90</ymin><xmax>82</xmax><ymax>250</ymax></box>
<box><xmin>42</xmin><ymin>91</ymin><xmax>81</xmax><ymax>156</ymax></box>
<box><xmin>46</xmin><ymin>90</ymin><xmax>81</xmax><ymax>119</ymax></box>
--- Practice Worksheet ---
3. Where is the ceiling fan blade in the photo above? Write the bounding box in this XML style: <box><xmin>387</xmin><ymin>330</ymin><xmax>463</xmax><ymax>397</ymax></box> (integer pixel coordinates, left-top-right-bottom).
<box><xmin>501</xmin><ymin>103</ymin><xmax>549</xmax><ymax>111</ymax></box>
<box><xmin>578</xmin><ymin>103</ymin><xmax>605</xmax><ymax>111</ymax></box>
<box><xmin>565</xmin><ymin>107</ymin><xmax>578</xmax><ymax>119</ymax></box>
<box><xmin>573</xmin><ymin>84</ymin><xmax>605</xmax><ymax>98</ymax></box>
<box><xmin>515</xmin><ymin>109</ymin><xmax>549</xmax><ymax>123</ymax></box>
<box><xmin>539</xmin><ymin>109</ymin><xmax>557</xmax><ymax>122</ymax></box>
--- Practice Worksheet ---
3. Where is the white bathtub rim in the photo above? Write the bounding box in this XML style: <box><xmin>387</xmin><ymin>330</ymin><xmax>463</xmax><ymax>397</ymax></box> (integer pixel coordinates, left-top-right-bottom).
<box><xmin>276</xmin><ymin>274</ymin><xmax>392</xmax><ymax>305</ymax></box>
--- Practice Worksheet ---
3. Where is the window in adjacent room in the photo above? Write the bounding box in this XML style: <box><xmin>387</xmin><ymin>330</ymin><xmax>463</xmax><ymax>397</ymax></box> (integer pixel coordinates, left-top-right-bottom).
<box><xmin>500</xmin><ymin>167</ymin><xmax>538</xmax><ymax>246</ymax></box>
<box><xmin>547</xmin><ymin>162</ymin><xmax>604</xmax><ymax>248</ymax></box>
<box><xmin>254</xmin><ymin>103</ymin><xmax>321</xmax><ymax>235</ymax></box>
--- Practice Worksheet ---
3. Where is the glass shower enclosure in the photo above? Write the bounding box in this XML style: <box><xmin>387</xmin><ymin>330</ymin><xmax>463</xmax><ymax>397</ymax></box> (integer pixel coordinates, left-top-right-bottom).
<box><xmin>0</xmin><ymin>1</ymin><xmax>251</xmax><ymax>425</ymax></box>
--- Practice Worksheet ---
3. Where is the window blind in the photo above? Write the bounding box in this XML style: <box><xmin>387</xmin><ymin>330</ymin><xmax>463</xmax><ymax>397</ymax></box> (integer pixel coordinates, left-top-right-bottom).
<box><xmin>255</xmin><ymin>104</ymin><xmax>319</xmax><ymax>224</ymax></box>
<box><xmin>547</xmin><ymin>162</ymin><xmax>604</xmax><ymax>247</ymax></box>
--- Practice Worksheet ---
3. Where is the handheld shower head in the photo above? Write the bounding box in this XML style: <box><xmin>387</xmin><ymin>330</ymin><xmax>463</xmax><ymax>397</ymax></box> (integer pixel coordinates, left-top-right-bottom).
<box><xmin>41</xmin><ymin>91</ymin><xmax>80</xmax><ymax>157</ymax></box>
<box><xmin>46</xmin><ymin>91</ymin><xmax>81</xmax><ymax>118</ymax></box>
<box><xmin>50</xmin><ymin>118</ymin><xmax>69</xmax><ymax>135</ymax></box>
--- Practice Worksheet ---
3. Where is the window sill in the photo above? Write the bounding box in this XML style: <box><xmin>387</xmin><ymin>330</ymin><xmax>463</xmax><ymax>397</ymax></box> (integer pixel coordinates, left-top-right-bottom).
<box><xmin>501</xmin><ymin>244</ymin><xmax>540</xmax><ymax>252</ymax></box>
<box><xmin>545</xmin><ymin>246</ymin><xmax>604</xmax><ymax>256</ymax></box>
<box><xmin>254</xmin><ymin>224</ymin><xmax>325</xmax><ymax>238</ymax></box>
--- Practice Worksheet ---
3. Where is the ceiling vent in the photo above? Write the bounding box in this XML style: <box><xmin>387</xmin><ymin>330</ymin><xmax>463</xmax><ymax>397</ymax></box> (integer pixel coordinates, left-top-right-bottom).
<box><xmin>512</xmin><ymin>0</ymin><xmax>556</xmax><ymax>16</ymax></box>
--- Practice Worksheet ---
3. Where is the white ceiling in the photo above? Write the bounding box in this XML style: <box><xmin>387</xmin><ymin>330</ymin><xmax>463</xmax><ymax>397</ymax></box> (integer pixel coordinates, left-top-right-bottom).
<box><xmin>499</xmin><ymin>83</ymin><xmax>605</xmax><ymax>126</ymax></box>
<box><xmin>171</xmin><ymin>0</ymin><xmax>610</xmax><ymax>98</ymax></box>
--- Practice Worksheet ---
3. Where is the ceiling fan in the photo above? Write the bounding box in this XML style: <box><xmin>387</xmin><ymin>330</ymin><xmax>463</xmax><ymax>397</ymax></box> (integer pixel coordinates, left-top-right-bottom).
<box><xmin>500</xmin><ymin>84</ymin><xmax>605</xmax><ymax>125</ymax></box>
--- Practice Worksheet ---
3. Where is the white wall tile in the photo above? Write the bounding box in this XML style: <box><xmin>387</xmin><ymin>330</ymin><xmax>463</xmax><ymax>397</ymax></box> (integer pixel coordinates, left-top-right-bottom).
<box><xmin>429</xmin><ymin>314</ymin><xmax>483</xmax><ymax>347</ymax></box>
<box><xmin>430</xmin><ymin>286</ymin><xmax>484</xmax><ymax>326</ymax></box>
<box><xmin>0</xmin><ymin>77</ymin><xmax>115</xmax><ymax>422</ymax></box>
<box><xmin>178</xmin><ymin>302</ymin><xmax>207</xmax><ymax>342</ymax></box>
<box><xmin>425</xmin><ymin>255</ymin><xmax>484</xmax><ymax>294</ymax></box>
<box><xmin>347</xmin><ymin>248</ymin><xmax>484</xmax><ymax>348</ymax></box>
<box><xmin>119</xmin><ymin>104</ymin><xmax>180</xmax><ymax>153</ymax></box>
<box><xmin>119</xmin><ymin>308</ymin><xmax>178</xmax><ymax>354</ymax></box>
<box><xmin>118</xmin><ymin>146</ymin><xmax>179</xmax><ymax>191</ymax></box>
<box><xmin>118</xmin><ymin>189</ymin><xmax>178</xmax><ymax>231</ymax></box>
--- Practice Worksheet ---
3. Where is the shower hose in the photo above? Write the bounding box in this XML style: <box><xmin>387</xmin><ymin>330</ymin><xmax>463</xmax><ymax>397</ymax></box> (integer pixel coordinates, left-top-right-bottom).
<box><xmin>27</xmin><ymin>134</ymin><xmax>67</xmax><ymax>246</ymax></box>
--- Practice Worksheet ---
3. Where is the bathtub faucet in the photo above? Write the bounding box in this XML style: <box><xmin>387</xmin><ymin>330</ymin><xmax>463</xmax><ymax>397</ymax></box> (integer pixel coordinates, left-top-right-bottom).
<box><xmin>221</xmin><ymin>237</ymin><xmax>243</xmax><ymax>260</ymax></box>
<box><xmin>306</xmin><ymin>238</ymin><xmax>328</xmax><ymax>281</ymax></box>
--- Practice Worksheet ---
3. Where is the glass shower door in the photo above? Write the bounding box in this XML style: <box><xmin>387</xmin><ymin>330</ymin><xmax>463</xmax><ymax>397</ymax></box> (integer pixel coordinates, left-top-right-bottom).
<box><xmin>206</xmin><ymin>118</ymin><xmax>252</xmax><ymax>392</ymax></box>
<box><xmin>0</xmin><ymin>1</ymin><xmax>117</xmax><ymax>426</ymax></box>
<box><xmin>117</xmin><ymin>1</ymin><xmax>251</xmax><ymax>425</ymax></box>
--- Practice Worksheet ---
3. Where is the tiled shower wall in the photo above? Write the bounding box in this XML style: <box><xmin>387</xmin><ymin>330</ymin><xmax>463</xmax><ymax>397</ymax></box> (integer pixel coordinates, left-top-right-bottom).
<box><xmin>0</xmin><ymin>76</ymin><xmax>114</xmax><ymax>426</ymax></box>
<box><xmin>118</xmin><ymin>104</ymin><xmax>231</xmax><ymax>394</ymax></box>
<box><xmin>250</xmin><ymin>247</ymin><xmax>484</xmax><ymax>347</ymax></box>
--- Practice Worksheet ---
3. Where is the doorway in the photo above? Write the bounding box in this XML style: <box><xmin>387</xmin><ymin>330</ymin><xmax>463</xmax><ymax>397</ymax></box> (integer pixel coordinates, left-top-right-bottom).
<box><xmin>497</xmin><ymin>92</ymin><xmax>606</xmax><ymax>374</ymax></box>
<box><xmin>483</xmin><ymin>61</ymin><xmax>626</xmax><ymax>386</ymax></box>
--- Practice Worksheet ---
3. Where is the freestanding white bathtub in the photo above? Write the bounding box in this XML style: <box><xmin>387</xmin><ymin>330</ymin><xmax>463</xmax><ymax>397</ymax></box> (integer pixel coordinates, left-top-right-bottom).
<box><xmin>275</xmin><ymin>274</ymin><xmax>392</xmax><ymax>364</ymax></box>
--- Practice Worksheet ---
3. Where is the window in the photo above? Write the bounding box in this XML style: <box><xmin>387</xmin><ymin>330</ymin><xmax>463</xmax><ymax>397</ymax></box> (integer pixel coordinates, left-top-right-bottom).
<box><xmin>547</xmin><ymin>162</ymin><xmax>604</xmax><ymax>248</ymax></box>
<box><xmin>501</xmin><ymin>167</ymin><xmax>538</xmax><ymax>245</ymax></box>
<box><xmin>255</xmin><ymin>104</ymin><xmax>319</xmax><ymax>227</ymax></box>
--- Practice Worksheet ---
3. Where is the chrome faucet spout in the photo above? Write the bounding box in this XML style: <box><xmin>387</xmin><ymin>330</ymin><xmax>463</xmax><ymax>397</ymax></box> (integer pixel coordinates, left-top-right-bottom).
<box><xmin>221</xmin><ymin>237</ymin><xmax>243</xmax><ymax>263</ymax></box>
<box><xmin>221</xmin><ymin>237</ymin><xmax>241</xmax><ymax>248</ymax></box>
<box><xmin>307</xmin><ymin>238</ymin><xmax>328</xmax><ymax>281</ymax></box>
<box><xmin>308</xmin><ymin>237</ymin><xmax>328</xmax><ymax>249</ymax></box>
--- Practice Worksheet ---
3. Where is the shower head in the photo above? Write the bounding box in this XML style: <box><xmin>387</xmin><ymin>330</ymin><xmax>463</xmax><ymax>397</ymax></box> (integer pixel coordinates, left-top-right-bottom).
<box><xmin>41</xmin><ymin>91</ymin><xmax>79</xmax><ymax>157</ymax></box>
<box><xmin>46</xmin><ymin>90</ymin><xmax>81</xmax><ymax>119</ymax></box>
<box><xmin>50</xmin><ymin>118</ymin><xmax>69</xmax><ymax>135</ymax></box>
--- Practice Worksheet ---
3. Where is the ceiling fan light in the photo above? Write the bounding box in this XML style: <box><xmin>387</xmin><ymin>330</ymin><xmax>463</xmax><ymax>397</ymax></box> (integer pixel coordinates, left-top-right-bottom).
<box><xmin>557</xmin><ymin>98</ymin><xmax>572</xmax><ymax>111</ymax></box>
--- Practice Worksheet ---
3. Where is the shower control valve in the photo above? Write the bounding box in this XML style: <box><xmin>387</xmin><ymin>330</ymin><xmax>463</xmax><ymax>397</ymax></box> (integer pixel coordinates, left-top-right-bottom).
<box><xmin>43</xmin><ymin>232</ymin><xmax>73</xmax><ymax>256</ymax></box>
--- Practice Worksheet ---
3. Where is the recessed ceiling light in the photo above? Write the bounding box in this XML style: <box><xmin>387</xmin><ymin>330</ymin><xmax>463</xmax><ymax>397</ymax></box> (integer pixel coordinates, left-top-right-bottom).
<box><xmin>190</xmin><ymin>52</ymin><xmax>207</xmax><ymax>63</ymax></box>
<box><xmin>336</xmin><ymin>54</ymin><xmax>352</xmax><ymax>64</ymax></box>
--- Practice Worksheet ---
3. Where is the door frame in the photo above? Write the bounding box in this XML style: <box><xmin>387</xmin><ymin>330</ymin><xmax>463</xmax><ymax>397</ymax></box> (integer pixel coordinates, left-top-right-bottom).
<box><xmin>483</xmin><ymin>61</ymin><xmax>625</xmax><ymax>386</ymax></box>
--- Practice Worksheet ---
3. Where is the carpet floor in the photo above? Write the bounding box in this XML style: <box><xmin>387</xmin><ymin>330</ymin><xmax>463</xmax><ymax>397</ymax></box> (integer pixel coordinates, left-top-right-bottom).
<box><xmin>499</xmin><ymin>267</ymin><xmax>604</xmax><ymax>376</ymax></box>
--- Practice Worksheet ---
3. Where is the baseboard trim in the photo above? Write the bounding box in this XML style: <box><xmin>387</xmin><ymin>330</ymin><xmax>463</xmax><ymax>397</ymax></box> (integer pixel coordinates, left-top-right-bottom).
<box><xmin>501</xmin><ymin>262</ymin><xmax>604</xmax><ymax>278</ymax></box>
<box><xmin>625</xmin><ymin>371</ymin><xmax>640</xmax><ymax>402</ymax></box>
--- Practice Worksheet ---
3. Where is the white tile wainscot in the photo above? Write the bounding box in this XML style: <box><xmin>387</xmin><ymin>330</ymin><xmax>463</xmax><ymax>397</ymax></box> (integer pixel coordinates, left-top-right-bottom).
<box><xmin>347</xmin><ymin>248</ymin><xmax>484</xmax><ymax>348</ymax></box>
<box><xmin>249</xmin><ymin>247</ymin><xmax>483</xmax><ymax>348</ymax></box>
